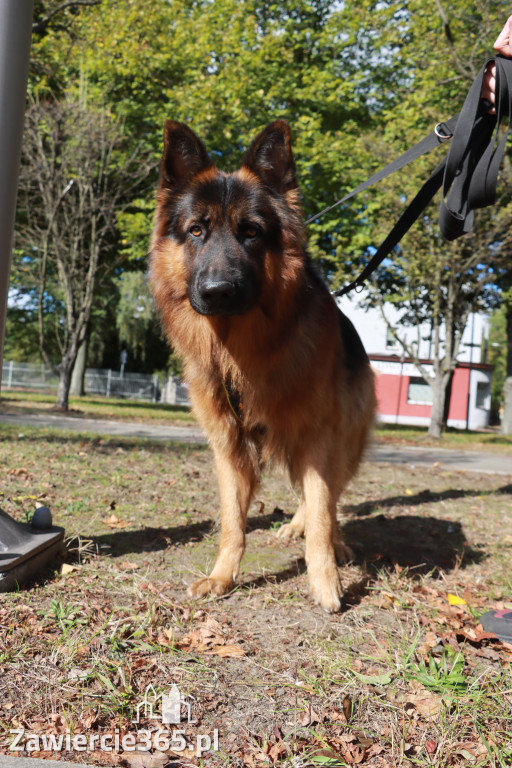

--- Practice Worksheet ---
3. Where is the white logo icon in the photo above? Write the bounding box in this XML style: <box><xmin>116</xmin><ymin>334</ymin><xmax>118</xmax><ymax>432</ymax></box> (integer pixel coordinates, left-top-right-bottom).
<box><xmin>133</xmin><ymin>683</ymin><xmax>196</xmax><ymax>725</ymax></box>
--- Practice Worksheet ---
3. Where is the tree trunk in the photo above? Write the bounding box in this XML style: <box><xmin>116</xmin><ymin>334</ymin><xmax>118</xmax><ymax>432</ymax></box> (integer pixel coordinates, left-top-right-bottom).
<box><xmin>502</xmin><ymin>305</ymin><xmax>512</xmax><ymax>435</ymax></box>
<box><xmin>428</xmin><ymin>376</ymin><xmax>446</xmax><ymax>439</ymax></box>
<box><xmin>69</xmin><ymin>332</ymin><xmax>88</xmax><ymax>397</ymax></box>
<box><xmin>442</xmin><ymin>369</ymin><xmax>454</xmax><ymax>429</ymax></box>
<box><xmin>503</xmin><ymin>378</ymin><xmax>512</xmax><ymax>435</ymax></box>
<box><xmin>55</xmin><ymin>365</ymin><xmax>72</xmax><ymax>411</ymax></box>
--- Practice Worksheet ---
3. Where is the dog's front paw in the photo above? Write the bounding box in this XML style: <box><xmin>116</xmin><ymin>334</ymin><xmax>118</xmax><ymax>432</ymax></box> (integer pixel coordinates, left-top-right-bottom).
<box><xmin>308</xmin><ymin>563</ymin><xmax>342</xmax><ymax>613</ymax></box>
<box><xmin>188</xmin><ymin>576</ymin><xmax>234</xmax><ymax>598</ymax></box>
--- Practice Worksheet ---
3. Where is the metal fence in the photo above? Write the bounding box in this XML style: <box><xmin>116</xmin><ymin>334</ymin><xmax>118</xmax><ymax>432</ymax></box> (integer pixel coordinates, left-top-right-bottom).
<box><xmin>1</xmin><ymin>361</ymin><xmax>58</xmax><ymax>391</ymax></box>
<box><xmin>1</xmin><ymin>360</ymin><xmax>190</xmax><ymax>405</ymax></box>
<box><xmin>160</xmin><ymin>375</ymin><xmax>190</xmax><ymax>406</ymax></box>
<box><xmin>84</xmin><ymin>368</ymin><xmax>160</xmax><ymax>401</ymax></box>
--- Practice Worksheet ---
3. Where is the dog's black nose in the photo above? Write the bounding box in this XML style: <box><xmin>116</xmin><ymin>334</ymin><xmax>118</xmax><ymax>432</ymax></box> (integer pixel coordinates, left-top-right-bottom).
<box><xmin>190</xmin><ymin>274</ymin><xmax>254</xmax><ymax>317</ymax></box>
<box><xmin>199</xmin><ymin>279</ymin><xmax>236</xmax><ymax>305</ymax></box>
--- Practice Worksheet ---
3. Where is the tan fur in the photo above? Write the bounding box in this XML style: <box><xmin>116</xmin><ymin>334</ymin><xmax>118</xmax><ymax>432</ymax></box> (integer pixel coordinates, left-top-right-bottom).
<box><xmin>150</xmin><ymin>122</ymin><xmax>376</xmax><ymax>612</ymax></box>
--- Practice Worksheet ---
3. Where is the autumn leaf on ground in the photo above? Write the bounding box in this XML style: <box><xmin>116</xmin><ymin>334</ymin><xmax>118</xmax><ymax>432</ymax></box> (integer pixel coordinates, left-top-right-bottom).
<box><xmin>121</xmin><ymin>751</ymin><xmax>168</xmax><ymax>768</ymax></box>
<box><xmin>448</xmin><ymin>593</ymin><xmax>467</xmax><ymax>606</ymax></box>
<box><xmin>406</xmin><ymin>690</ymin><xmax>442</xmax><ymax>719</ymax></box>
<box><xmin>61</xmin><ymin>563</ymin><xmax>78</xmax><ymax>575</ymax></box>
<box><xmin>176</xmin><ymin>617</ymin><xmax>227</xmax><ymax>653</ymax></box>
<box><xmin>268</xmin><ymin>741</ymin><xmax>287</xmax><ymax>761</ymax></box>
<box><xmin>156</xmin><ymin>627</ymin><xmax>174</xmax><ymax>647</ymax></box>
<box><xmin>294</xmin><ymin>680</ymin><xmax>316</xmax><ymax>693</ymax></box>
<box><xmin>366</xmin><ymin>744</ymin><xmax>385</xmax><ymax>759</ymax></box>
<box><xmin>342</xmin><ymin>695</ymin><xmax>353</xmax><ymax>722</ymax></box>
<box><xmin>455</xmin><ymin>626</ymin><xmax>497</xmax><ymax>644</ymax></box>
<box><xmin>425</xmin><ymin>740</ymin><xmax>437</xmax><ymax>755</ymax></box>
<box><xmin>102</xmin><ymin>514</ymin><xmax>129</xmax><ymax>529</ymax></box>
<box><xmin>205</xmin><ymin>644</ymin><xmax>246</xmax><ymax>658</ymax></box>
<box><xmin>337</xmin><ymin>738</ymin><xmax>367</xmax><ymax>765</ymax></box>
<box><xmin>300</xmin><ymin>702</ymin><xmax>322</xmax><ymax>726</ymax></box>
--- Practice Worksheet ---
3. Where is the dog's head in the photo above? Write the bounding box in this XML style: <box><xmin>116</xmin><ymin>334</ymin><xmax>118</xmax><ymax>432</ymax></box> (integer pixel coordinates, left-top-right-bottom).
<box><xmin>152</xmin><ymin>120</ymin><xmax>301</xmax><ymax>318</ymax></box>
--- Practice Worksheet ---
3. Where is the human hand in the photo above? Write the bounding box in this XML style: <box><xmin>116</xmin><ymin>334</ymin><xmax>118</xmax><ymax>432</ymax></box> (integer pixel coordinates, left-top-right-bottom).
<box><xmin>494</xmin><ymin>14</ymin><xmax>512</xmax><ymax>57</ymax></box>
<box><xmin>481</xmin><ymin>62</ymin><xmax>496</xmax><ymax>108</ymax></box>
<box><xmin>481</xmin><ymin>15</ymin><xmax>512</xmax><ymax>112</ymax></box>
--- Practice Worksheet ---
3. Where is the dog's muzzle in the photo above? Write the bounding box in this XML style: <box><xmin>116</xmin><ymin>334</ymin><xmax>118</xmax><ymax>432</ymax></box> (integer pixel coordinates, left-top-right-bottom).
<box><xmin>189</xmin><ymin>276</ymin><xmax>254</xmax><ymax>317</ymax></box>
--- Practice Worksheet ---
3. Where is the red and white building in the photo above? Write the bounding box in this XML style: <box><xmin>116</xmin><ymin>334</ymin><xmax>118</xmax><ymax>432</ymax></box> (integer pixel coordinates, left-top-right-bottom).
<box><xmin>338</xmin><ymin>293</ymin><xmax>493</xmax><ymax>430</ymax></box>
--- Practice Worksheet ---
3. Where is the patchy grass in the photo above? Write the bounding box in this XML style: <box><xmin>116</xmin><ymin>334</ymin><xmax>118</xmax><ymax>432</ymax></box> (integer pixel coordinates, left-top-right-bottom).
<box><xmin>376</xmin><ymin>422</ymin><xmax>512</xmax><ymax>453</ymax></box>
<box><xmin>0</xmin><ymin>391</ymin><xmax>194</xmax><ymax>425</ymax></box>
<box><xmin>0</xmin><ymin>423</ymin><xmax>512</xmax><ymax>767</ymax></box>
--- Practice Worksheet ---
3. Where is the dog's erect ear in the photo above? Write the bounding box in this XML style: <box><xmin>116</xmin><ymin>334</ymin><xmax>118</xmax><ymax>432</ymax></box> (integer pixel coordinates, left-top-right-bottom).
<box><xmin>243</xmin><ymin>120</ymin><xmax>297</xmax><ymax>195</ymax></box>
<box><xmin>161</xmin><ymin>121</ymin><xmax>212</xmax><ymax>190</ymax></box>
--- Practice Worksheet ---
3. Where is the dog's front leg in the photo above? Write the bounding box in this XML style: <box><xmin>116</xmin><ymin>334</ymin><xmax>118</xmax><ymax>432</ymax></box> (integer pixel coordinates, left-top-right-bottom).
<box><xmin>302</xmin><ymin>460</ymin><xmax>352</xmax><ymax>613</ymax></box>
<box><xmin>189</xmin><ymin>443</ymin><xmax>258</xmax><ymax>598</ymax></box>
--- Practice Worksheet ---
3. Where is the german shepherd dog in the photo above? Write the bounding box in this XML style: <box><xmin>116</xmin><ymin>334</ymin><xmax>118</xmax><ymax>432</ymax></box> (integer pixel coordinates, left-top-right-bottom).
<box><xmin>150</xmin><ymin>120</ymin><xmax>375</xmax><ymax>612</ymax></box>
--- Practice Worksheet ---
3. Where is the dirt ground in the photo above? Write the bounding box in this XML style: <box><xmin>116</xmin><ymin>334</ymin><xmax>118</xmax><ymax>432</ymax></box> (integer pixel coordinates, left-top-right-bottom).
<box><xmin>1</xmin><ymin>426</ymin><xmax>512</xmax><ymax>767</ymax></box>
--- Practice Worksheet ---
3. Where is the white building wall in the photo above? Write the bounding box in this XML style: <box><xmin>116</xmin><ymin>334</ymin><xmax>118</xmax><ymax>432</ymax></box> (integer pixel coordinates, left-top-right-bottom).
<box><xmin>337</xmin><ymin>292</ymin><xmax>489</xmax><ymax>364</ymax></box>
<box><xmin>468</xmin><ymin>368</ymin><xmax>493</xmax><ymax>431</ymax></box>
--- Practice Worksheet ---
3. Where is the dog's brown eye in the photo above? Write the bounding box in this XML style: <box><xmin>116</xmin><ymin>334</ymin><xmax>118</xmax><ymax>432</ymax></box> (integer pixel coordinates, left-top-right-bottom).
<box><xmin>190</xmin><ymin>224</ymin><xmax>203</xmax><ymax>237</ymax></box>
<box><xmin>245</xmin><ymin>225</ymin><xmax>258</xmax><ymax>239</ymax></box>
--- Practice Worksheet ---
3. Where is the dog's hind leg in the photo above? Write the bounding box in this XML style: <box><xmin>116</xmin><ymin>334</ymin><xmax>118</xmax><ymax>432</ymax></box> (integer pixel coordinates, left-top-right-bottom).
<box><xmin>277</xmin><ymin>496</ymin><xmax>351</xmax><ymax>567</ymax></box>
<box><xmin>189</xmin><ymin>441</ymin><xmax>259</xmax><ymax>598</ymax></box>
<box><xmin>277</xmin><ymin>496</ymin><xmax>350</xmax><ymax>568</ymax></box>
<box><xmin>276</xmin><ymin>499</ymin><xmax>305</xmax><ymax>543</ymax></box>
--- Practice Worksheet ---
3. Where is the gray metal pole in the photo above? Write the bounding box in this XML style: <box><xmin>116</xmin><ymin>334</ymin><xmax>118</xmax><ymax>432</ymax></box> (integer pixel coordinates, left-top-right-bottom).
<box><xmin>0</xmin><ymin>0</ymin><xmax>34</xmax><ymax>395</ymax></box>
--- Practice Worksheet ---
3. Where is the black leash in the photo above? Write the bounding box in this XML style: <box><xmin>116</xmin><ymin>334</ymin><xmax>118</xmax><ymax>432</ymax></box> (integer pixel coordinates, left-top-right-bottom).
<box><xmin>308</xmin><ymin>56</ymin><xmax>512</xmax><ymax>298</ymax></box>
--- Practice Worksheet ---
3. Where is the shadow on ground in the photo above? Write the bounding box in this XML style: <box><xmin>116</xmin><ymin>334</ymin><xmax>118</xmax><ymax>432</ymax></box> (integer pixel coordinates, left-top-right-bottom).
<box><xmin>91</xmin><ymin>508</ymin><xmax>288</xmax><ymax>556</ymax></box>
<box><xmin>90</xmin><ymin>503</ymin><xmax>485</xmax><ymax>604</ymax></box>
<box><xmin>343</xmin><ymin>514</ymin><xmax>484</xmax><ymax>573</ymax></box>
<box><xmin>344</xmin><ymin>484</ymin><xmax>512</xmax><ymax>517</ymax></box>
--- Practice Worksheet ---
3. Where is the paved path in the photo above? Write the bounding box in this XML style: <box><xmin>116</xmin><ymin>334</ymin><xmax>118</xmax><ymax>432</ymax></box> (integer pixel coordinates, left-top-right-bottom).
<box><xmin>0</xmin><ymin>759</ymin><xmax>96</xmax><ymax>768</ymax></box>
<box><xmin>1</xmin><ymin>410</ymin><xmax>511</xmax><ymax>476</ymax></box>
<box><xmin>0</xmin><ymin>411</ymin><xmax>205</xmax><ymax>443</ymax></box>
<box><xmin>367</xmin><ymin>443</ymin><xmax>511</xmax><ymax>476</ymax></box>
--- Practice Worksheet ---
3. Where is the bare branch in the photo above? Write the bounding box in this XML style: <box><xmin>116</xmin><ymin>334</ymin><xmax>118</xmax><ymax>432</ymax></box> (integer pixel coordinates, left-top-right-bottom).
<box><xmin>16</xmin><ymin>97</ymin><xmax>154</xmax><ymax>409</ymax></box>
<box><xmin>370</xmin><ymin>282</ymin><xmax>433</xmax><ymax>382</ymax></box>
<box><xmin>433</xmin><ymin>0</ymin><xmax>474</xmax><ymax>81</ymax></box>
<box><xmin>32</xmin><ymin>1</ymin><xmax>101</xmax><ymax>35</ymax></box>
